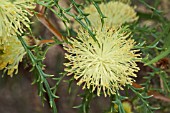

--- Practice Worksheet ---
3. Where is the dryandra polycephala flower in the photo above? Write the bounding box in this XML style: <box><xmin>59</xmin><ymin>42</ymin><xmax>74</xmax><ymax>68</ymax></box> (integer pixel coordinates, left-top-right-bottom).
<box><xmin>64</xmin><ymin>27</ymin><xmax>141</xmax><ymax>97</ymax></box>
<box><xmin>0</xmin><ymin>36</ymin><xmax>26</xmax><ymax>77</ymax></box>
<box><xmin>74</xmin><ymin>1</ymin><xmax>138</xmax><ymax>29</ymax></box>
<box><xmin>0</xmin><ymin>0</ymin><xmax>35</xmax><ymax>43</ymax></box>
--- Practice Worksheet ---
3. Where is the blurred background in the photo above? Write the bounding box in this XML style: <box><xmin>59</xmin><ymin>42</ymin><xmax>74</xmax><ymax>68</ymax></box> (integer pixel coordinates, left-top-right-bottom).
<box><xmin>0</xmin><ymin>0</ymin><xmax>170</xmax><ymax>113</ymax></box>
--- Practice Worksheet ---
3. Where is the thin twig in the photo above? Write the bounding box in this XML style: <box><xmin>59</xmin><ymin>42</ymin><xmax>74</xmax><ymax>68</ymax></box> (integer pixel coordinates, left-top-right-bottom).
<box><xmin>36</xmin><ymin>13</ymin><xmax>63</xmax><ymax>41</ymax></box>
<box><xmin>36</xmin><ymin>13</ymin><xmax>70</xmax><ymax>48</ymax></box>
<box><xmin>132</xmin><ymin>82</ymin><xmax>170</xmax><ymax>102</ymax></box>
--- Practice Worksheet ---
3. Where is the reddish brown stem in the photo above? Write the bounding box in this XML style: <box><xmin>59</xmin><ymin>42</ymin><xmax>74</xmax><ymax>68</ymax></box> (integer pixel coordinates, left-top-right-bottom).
<box><xmin>38</xmin><ymin>39</ymin><xmax>55</xmax><ymax>45</ymax></box>
<box><xmin>33</xmin><ymin>4</ymin><xmax>73</xmax><ymax>48</ymax></box>
<box><xmin>36</xmin><ymin>13</ymin><xmax>71</xmax><ymax>48</ymax></box>
<box><xmin>36</xmin><ymin>13</ymin><xmax>63</xmax><ymax>41</ymax></box>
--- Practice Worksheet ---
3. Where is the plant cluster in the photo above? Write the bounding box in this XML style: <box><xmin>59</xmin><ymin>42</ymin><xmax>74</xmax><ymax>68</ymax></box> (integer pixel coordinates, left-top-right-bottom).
<box><xmin>0</xmin><ymin>0</ymin><xmax>170</xmax><ymax>113</ymax></box>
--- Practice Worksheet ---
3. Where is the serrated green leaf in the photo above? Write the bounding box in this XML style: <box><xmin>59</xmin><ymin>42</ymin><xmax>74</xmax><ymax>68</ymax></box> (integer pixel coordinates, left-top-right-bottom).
<box><xmin>145</xmin><ymin>47</ymin><xmax>170</xmax><ymax>65</ymax></box>
<box><xmin>73</xmin><ymin>104</ymin><xmax>82</xmax><ymax>109</ymax></box>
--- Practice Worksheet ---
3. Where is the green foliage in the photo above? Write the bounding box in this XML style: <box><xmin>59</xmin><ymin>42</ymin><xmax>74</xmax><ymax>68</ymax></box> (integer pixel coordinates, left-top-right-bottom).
<box><xmin>18</xmin><ymin>36</ymin><xmax>63</xmax><ymax>113</ymax></box>
<box><xmin>29</xmin><ymin>0</ymin><xmax>170</xmax><ymax>112</ymax></box>
<box><xmin>74</xmin><ymin>89</ymin><xmax>94</xmax><ymax>113</ymax></box>
<box><xmin>1</xmin><ymin>0</ymin><xmax>170</xmax><ymax>113</ymax></box>
<box><xmin>112</xmin><ymin>92</ymin><xmax>127</xmax><ymax>113</ymax></box>
<box><xmin>36</xmin><ymin>0</ymin><xmax>106</xmax><ymax>42</ymax></box>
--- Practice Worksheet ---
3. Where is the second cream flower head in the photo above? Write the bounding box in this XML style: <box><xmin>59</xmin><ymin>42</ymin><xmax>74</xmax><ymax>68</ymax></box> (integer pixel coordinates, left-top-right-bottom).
<box><xmin>74</xmin><ymin>1</ymin><xmax>138</xmax><ymax>29</ymax></box>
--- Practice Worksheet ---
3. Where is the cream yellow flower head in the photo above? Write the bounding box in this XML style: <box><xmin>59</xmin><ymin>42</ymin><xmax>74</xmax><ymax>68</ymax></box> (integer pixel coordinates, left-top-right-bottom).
<box><xmin>64</xmin><ymin>27</ymin><xmax>141</xmax><ymax>97</ymax></box>
<box><xmin>74</xmin><ymin>1</ymin><xmax>138</xmax><ymax>29</ymax></box>
<box><xmin>0</xmin><ymin>0</ymin><xmax>35</xmax><ymax>43</ymax></box>
<box><xmin>0</xmin><ymin>36</ymin><xmax>26</xmax><ymax>77</ymax></box>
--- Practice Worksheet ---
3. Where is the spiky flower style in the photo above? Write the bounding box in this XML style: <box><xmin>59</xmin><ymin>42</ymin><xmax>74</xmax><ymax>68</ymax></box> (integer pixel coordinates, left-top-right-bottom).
<box><xmin>0</xmin><ymin>0</ymin><xmax>35</xmax><ymax>43</ymax></box>
<box><xmin>64</xmin><ymin>27</ymin><xmax>141</xmax><ymax>96</ymax></box>
<box><xmin>0</xmin><ymin>36</ymin><xmax>26</xmax><ymax>77</ymax></box>
<box><xmin>74</xmin><ymin>1</ymin><xmax>138</xmax><ymax>29</ymax></box>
